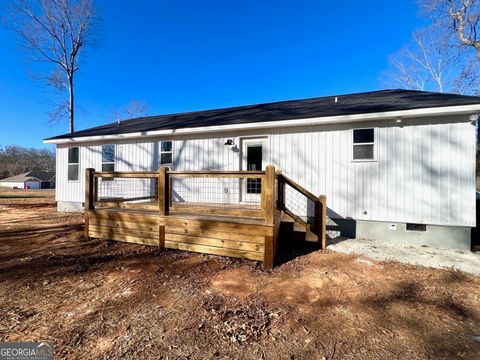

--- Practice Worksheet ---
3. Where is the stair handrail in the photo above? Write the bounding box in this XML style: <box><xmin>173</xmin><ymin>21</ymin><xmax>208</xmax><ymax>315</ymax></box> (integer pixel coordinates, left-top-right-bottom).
<box><xmin>278</xmin><ymin>174</ymin><xmax>318</xmax><ymax>201</ymax></box>
<box><xmin>276</xmin><ymin>173</ymin><xmax>327</xmax><ymax>250</ymax></box>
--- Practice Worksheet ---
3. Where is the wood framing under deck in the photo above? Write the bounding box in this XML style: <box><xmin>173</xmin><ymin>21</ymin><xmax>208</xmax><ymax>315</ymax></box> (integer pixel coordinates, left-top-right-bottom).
<box><xmin>84</xmin><ymin>166</ymin><xmax>326</xmax><ymax>269</ymax></box>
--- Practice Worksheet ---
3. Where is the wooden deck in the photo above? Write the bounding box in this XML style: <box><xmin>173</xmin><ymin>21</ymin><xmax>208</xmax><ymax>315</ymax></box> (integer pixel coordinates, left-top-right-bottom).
<box><xmin>84</xmin><ymin>166</ymin><xmax>325</xmax><ymax>269</ymax></box>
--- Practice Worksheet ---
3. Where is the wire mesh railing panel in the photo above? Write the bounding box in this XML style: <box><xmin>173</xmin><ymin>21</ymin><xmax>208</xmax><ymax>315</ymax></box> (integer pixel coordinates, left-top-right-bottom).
<box><xmin>96</xmin><ymin>177</ymin><xmax>158</xmax><ymax>206</ymax></box>
<box><xmin>284</xmin><ymin>183</ymin><xmax>316</xmax><ymax>230</ymax></box>
<box><xmin>170</xmin><ymin>176</ymin><xmax>262</xmax><ymax>208</ymax></box>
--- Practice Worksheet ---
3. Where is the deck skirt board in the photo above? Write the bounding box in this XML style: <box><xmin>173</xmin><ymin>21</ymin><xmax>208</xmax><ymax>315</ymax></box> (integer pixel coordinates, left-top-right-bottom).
<box><xmin>87</xmin><ymin>209</ymin><xmax>276</xmax><ymax>264</ymax></box>
<box><xmin>89</xmin><ymin>224</ymin><xmax>158</xmax><ymax>239</ymax></box>
<box><xmin>88</xmin><ymin>210</ymin><xmax>159</xmax><ymax>225</ymax></box>
<box><xmin>159</xmin><ymin>217</ymin><xmax>273</xmax><ymax>236</ymax></box>
<box><xmin>165</xmin><ymin>241</ymin><xmax>264</xmax><ymax>261</ymax></box>
<box><xmin>166</xmin><ymin>226</ymin><xmax>265</xmax><ymax>243</ymax></box>
<box><xmin>89</xmin><ymin>231</ymin><xmax>159</xmax><ymax>246</ymax></box>
<box><xmin>162</xmin><ymin>213</ymin><xmax>269</xmax><ymax>226</ymax></box>
<box><xmin>89</xmin><ymin>219</ymin><xmax>159</xmax><ymax>232</ymax></box>
<box><xmin>165</xmin><ymin>233</ymin><xmax>264</xmax><ymax>252</ymax></box>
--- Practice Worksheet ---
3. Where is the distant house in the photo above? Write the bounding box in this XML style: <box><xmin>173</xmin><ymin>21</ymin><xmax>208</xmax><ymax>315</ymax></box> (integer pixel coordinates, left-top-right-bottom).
<box><xmin>0</xmin><ymin>171</ymin><xmax>56</xmax><ymax>189</ymax></box>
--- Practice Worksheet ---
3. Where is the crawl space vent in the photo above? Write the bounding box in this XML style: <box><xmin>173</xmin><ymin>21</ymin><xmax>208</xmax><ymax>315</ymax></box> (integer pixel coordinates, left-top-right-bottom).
<box><xmin>406</xmin><ymin>223</ymin><xmax>427</xmax><ymax>232</ymax></box>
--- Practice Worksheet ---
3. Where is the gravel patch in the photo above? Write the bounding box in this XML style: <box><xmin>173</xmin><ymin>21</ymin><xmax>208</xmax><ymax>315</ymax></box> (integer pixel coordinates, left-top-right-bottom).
<box><xmin>329</xmin><ymin>238</ymin><xmax>480</xmax><ymax>275</ymax></box>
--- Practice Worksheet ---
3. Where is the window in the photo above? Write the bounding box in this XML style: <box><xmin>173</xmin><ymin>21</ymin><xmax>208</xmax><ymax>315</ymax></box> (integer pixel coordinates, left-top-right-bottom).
<box><xmin>160</xmin><ymin>141</ymin><xmax>173</xmax><ymax>165</ymax></box>
<box><xmin>68</xmin><ymin>147</ymin><xmax>79</xmax><ymax>181</ymax></box>
<box><xmin>246</xmin><ymin>144</ymin><xmax>262</xmax><ymax>194</ymax></box>
<box><xmin>353</xmin><ymin>128</ymin><xmax>375</xmax><ymax>161</ymax></box>
<box><xmin>102</xmin><ymin>144</ymin><xmax>115</xmax><ymax>172</ymax></box>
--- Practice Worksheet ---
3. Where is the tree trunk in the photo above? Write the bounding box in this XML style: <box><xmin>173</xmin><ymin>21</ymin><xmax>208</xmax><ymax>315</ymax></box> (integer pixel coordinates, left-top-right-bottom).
<box><xmin>437</xmin><ymin>79</ymin><xmax>443</xmax><ymax>93</ymax></box>
<box><xmin>68</xmin><ymin>73</ymin><xmax>74</xmax><ymax>133</ymax></box>
<box><xmin>475</xmin><ymin>43</ymin><xmax>480</xmax><ymax>61</ymax></box>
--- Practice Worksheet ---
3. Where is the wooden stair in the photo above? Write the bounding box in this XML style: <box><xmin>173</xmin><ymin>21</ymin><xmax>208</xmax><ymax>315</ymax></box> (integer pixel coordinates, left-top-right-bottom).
<box><xmin>280</xmin><ymin>212</ymin><xmax>319</xmax><ymax>243</ymax></box>
<box><xmin>276</xmin><ymin>174</ymin><xmax>327</xmax><ymax>250</ymax></box>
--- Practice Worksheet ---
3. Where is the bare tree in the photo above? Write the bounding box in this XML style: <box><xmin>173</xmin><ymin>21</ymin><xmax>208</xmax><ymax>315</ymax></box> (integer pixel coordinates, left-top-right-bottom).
<box><xmin>6</xmin><ymin>0</ymin><xmax>98</xmax><ymax>133</ymax></box>
<box><xmin>385</xmin><ymin>29</ymin><xmax>458</xmax><ymax>92</ymax></box>
<box><xmin>0</xmin><ymin>145</ymin><xmax>55</xmax><ymax>179</ymax></box>
<box><xmin>454</xmin><ymin>55</ymin><xmax>480</xmax><ymax>92</ymax></box>
<box><xmin>447</xmin><ymin>0</ymin><xmax>480</xmax><ymax>57</ymax></box>
<box><xmin>111</xmin><ymin>100</ymin><xmax>150</xmax><ymax>123</ymax></box>
<box><xmin>385</xmin><ymin>0</ymin><xmax>480</xmax><ymax>94</ymax></box>
<box><xmin>422</xmin><ymin>0</ymin><xmax>480</xmax><ymax>56</ymax></box>
<box><xmin>411</xmin><ymin>31</ymin><xmax>454</xmax><ymax>92</ymax></box>
<box><xmin>387</xmin><ymin>54</ymin><xmax>427</xmax><ymax>90</ymax></box>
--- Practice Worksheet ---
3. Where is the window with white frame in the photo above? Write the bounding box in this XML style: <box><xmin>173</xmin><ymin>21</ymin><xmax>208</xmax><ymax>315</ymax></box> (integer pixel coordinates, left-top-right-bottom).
<box><xmin>160</xmin><ymin>141</ymin><xmax>173</xmax><ymax>165</ymax></box>
<box><xmin>68</xmin><ymin>147</ymin><xmax>79</xmax><ymax>181</ymax></box>
<box><xmin>102</xmin><ymin>144</ymin><xmax>116</xmax><ymax>171</ymax></box>
<box><xmin>352</xmin><ymin>128</ymin><xmax>375</xmax><ymax>160</ymax></box>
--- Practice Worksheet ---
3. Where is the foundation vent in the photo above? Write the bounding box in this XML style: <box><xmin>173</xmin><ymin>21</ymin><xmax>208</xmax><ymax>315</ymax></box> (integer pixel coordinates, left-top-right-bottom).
<box><xmin>406</xmin><ymin>223</ymin><xmax>427</xmax><ymax>232</ymax></box>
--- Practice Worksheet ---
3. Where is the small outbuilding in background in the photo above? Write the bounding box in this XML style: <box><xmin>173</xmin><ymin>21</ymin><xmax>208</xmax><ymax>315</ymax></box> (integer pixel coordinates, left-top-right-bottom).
<box><xmin>0</xmin><ymin>171</ymin><xmax>55</xmax><ymax>189</ymax></box>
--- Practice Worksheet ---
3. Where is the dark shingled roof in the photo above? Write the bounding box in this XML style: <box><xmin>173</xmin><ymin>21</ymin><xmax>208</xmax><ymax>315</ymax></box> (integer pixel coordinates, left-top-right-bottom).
<box><xmin>45</xmin><ymin>89</ymin><xmax>480</xmax><ymax>140</ymax></box>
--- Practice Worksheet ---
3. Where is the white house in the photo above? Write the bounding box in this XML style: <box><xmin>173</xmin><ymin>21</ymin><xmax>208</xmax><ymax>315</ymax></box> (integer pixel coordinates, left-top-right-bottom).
<box><xmin>0</xmin><ymin>171</ymin><xmax>56</xmax><ymax>189</ymax></box>
<box><xmin>44</xmin><ymin>89</ymin><xmax>479</xmax><ymax>250</ymax></box>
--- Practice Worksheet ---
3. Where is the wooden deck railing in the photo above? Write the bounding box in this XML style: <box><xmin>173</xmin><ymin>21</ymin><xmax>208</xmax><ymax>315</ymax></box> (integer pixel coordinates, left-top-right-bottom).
<box><xmin>85</xmin><ymin>166</ymin><xmax>278</xmax><ymax>225</ymax></box>
<box><xmin>86</xmin><ymin>170</ymin><xmax>159</xmax><ymax>211</ymax></box>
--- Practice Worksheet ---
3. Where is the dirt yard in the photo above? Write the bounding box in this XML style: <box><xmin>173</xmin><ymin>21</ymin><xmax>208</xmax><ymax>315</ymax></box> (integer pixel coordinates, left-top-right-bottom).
<box><xmin>1</xmin><ymin>189</ymin><xmax>479</xmax><ymax>359</ymax></box>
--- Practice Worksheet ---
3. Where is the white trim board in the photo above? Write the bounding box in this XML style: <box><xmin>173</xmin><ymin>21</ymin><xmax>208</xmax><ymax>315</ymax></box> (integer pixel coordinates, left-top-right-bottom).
<box><xmin>44</xmin><ymin>104</ymin><xmax>480</xmax><ymax>144</ymax></box>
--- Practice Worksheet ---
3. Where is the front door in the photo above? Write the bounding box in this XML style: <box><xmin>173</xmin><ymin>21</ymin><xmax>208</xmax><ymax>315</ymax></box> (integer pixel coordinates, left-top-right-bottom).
<box><xmin>240</xmin><ymin>138</ymin><xmax>268</xmax><ymax>203</ymax></box>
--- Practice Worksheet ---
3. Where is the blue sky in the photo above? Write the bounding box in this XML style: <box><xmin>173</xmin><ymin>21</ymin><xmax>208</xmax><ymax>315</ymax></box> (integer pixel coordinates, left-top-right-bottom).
<box><xmin>0</xmin><ymin>0</ymin><xmax>423</xmax><ymax>149</ymax></box>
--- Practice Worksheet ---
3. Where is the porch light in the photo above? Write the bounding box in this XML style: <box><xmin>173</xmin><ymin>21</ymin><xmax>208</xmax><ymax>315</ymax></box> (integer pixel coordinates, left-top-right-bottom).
<box><xmin>224</xmin><ymin>138</ymin><xmax>235</xmax><ymax>146</ymax></box>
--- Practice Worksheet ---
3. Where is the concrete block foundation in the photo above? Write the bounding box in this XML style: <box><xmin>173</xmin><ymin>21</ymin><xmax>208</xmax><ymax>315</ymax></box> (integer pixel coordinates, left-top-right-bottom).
<box><xmin>57</xmin><ymin>201</ymin><xmax>84</xmax><ymax>212</ymax></box>
<box><xmin>354</xmin><ymin>220</ymin><xmax>471</xmax><ymax>251</ymax></box>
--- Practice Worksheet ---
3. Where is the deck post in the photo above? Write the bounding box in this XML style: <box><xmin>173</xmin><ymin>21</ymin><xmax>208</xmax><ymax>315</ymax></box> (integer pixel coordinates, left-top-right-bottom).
<box><xmin>262</xmin><ymin>165</ymin><xmax>275</xmax><ymax>270</ymax></box>
<box><xmin>264</xmin><ymin>165</ymin><xmax>275</xmax><ymax>225</ymax></box>
<box><xmin>85</xmin><ymin>168</ymin><xmax>95</xmax><ymax>211</ymax></box>
<box><xmin>158</xmin><ymin>166</ymin><xmax>169</xmax><ymax>216</ymax></box>
<box><xmin>168</xmin><ymin>177</ymin><xmax>172</xmax><ymax>207</ymax></box>
<box><xmin>158</xmin><ymin>225</ymin><xmax>165</xmax><ymax>251</ymax></box>
<box><xmin>315</xmin><ymin>195</ymin><xmax>327</xmax><ymax>250</ymax></box>
<box><xmin>93</xmin><ymin>176</ymin><xmax>98</xmax><ymax>203</ymax></box>
<box><xmin>263</xmin><ymin>236</ymin><xmax>274</xmax><ymax>270</ymax></box>
<box><xmin>84</xmin><ymin>168</ymin><xmax>95</xmax><ymax>239</ymax></box>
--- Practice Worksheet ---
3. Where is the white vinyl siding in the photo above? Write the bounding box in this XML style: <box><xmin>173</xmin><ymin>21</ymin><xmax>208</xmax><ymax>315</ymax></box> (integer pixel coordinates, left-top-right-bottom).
<box><xmin>269</xmin><ymin>120</ymin><xmax>475</xmax><ymax>227</ymax></box>
<box><xmin>55</xmin><ymin>115</ymin><xmax>476</xmax><ymax>227</ymax></box>
<box><xmin>0</xmin><ymin>181</ymin><xmax>26</xmax><ymax>189</ymax></box>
